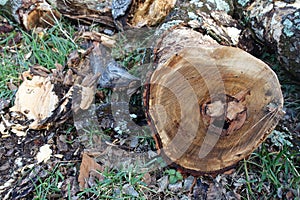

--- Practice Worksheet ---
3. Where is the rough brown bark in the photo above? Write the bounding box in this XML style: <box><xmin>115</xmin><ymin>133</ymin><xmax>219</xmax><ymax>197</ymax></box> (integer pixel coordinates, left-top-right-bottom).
<box><xmin>163</xmin><ymin>0</ymin><xmax>300</xmax><ymax>79</ymax></box>
<box><xmin>144</xmin><ymin>26</ymin><xmax>284</xmax><ymax>174</ymax></box>
<box><xmin>54</xmin><ymin>0</ymin><xmax>115</xmax><ymax>28</ymax></box>
<box><xmin>55</xmin><ymin>0</ymin><xmax>176</xmax><ymax>29</ymax></box>
<box><xmin>161</xmin><ymin>0</ymin><xmax>243</xmax><ymax>46</ymax></box>
<box><xmin>0</xmin><ymin>0</ymin><xmax>176</xmax><ymax>31</ymax></box>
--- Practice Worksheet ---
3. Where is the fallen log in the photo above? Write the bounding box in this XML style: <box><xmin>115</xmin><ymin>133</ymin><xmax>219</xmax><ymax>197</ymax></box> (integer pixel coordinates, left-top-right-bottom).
<box><xmin>0</xmin><ymin>0</ymin><xmax>175</xmax><ymax>30</ymax></box>
<box><xmin>237</xmin><ymin>0</ymin><xmax>300</xmax><ymax>78</ymax></box>
<box><xmin>2</xmin><ymin>0</ymin><xmax>298</xmax><ymax>80</ymax></box>
<box><xmin>144</xmin><ymin>26</ymin><xmax>284</xmax><ymax>174</ymax></box>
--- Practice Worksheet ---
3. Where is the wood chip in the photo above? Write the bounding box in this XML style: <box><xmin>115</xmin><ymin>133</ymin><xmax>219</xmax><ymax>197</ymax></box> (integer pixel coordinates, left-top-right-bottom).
<box><xmin>36</xmin><ymin>144</ymin><xmax>52</xmax><ymax>163</ymax></box>
<box><xmin>10</xmin><ymin>74</ymin><xmax>59</xmax><ymax>130</ymax></box>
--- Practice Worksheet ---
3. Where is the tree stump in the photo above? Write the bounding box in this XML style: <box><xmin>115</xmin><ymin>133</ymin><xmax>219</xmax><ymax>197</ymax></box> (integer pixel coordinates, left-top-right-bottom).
<box><xmin>144</xmin><ymin>27</ymin><xmax>284</xmax><ymax>174</ymax></box>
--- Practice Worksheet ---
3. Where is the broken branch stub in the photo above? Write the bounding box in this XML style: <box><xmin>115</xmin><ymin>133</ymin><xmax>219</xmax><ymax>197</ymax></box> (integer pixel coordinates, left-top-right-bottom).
<box><xmin>144</xmin><ymin>27</ymin><xmax>284</xmax><ymax>174</ymax></box>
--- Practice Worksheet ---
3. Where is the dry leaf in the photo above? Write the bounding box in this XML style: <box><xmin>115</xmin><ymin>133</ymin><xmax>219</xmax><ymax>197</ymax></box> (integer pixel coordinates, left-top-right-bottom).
<box><xmin>36</xmin><ymin>144</ymin><xmax>52</xmax><ymax>163</ymax></box>
<box><xmin>6</xmin><ymin>81</ymin><xmax>18</xmax><ymax>91</ymax></box>
<box><xmin>142</xmin><ymin>172</ymin><xmax>152</xmax><ymax>185</ymax></box>
<box><xmin>63</xmin><ymin>69</ymin><xmax>74</xmax><ymax>86</ymax></box>
<box><xmin>30</xmin><ymin>65</ymin><xmax>51</xmax><ymax>77</ymax></box>
<box><xmin>0</xmin><ymin>99</ymin><xmax>10</xmax><ymax>111</ymax></box>
<box><xmin>78</xmin><ymin>153</ymin><xmax>104</xmax><ymax>189</ymax></box>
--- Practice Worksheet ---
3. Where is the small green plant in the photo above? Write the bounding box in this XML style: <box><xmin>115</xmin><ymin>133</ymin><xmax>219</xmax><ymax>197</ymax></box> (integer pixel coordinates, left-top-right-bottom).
<box><xmin>165</xmin><ymin>169</ymin><xmax>183</xmax><ymax>184</ymax></box>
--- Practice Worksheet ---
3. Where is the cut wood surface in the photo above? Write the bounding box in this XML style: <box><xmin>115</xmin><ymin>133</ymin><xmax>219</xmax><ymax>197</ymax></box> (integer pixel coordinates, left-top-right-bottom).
<box><xmin>145</xmin><ymin>27</ymin><xmax>284</xmax><ymax>174</ymax></box>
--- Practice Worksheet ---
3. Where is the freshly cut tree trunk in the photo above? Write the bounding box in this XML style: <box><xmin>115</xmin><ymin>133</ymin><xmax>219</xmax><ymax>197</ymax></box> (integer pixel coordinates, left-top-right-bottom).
<box><xmin>144</xmin><ymin>27</ymin><xmax>284</xmax><ymax>174</ymax></box>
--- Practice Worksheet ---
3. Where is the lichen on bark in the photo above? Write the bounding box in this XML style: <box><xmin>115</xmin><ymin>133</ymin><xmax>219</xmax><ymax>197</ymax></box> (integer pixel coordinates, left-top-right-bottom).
<box><xmin>279</xmin><ymin>9</ymin><xmax>300</xmax><ymax>76</ymax></box>
<box><xmin>246</xmin><ymin>0</ymin><xmax>300</xmax><ymax>78</ymax></box>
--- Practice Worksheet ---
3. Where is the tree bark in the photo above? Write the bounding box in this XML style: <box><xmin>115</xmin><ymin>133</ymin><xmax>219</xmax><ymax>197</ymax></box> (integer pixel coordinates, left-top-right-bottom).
<box><xmin>237</xmin><ymin>0</ymin><xmax>300</xmax><ymax>78</ymax></box>
<box><xmin>54</xmin><ymin>0</ymin><xmax>115</xmax><ymax>28</ymax></box>
<box><xmin>144</xmin><ymin>26</ymin><xmax>284</xmax><ymax>174</ymax></box>
<box><xmin>2</xmin><ymin>0</ymin><xmax>299</xmax><ymax>79</ymax></box>
<box><xmin>163</xmin><ymin>0</ymin><xmax>300</xmax><ymax>79</ymax></box>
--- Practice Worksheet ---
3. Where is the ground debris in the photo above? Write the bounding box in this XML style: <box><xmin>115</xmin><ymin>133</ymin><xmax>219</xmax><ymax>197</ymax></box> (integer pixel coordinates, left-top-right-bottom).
<box><xmin>0</xmin><ymin>99</ymin><xmax>10</xmax><ymax>112</ymax></box>
<box><xmin>10</xmin><ymin>165</ymin><xmax>46</xmax><ymax>200</ymax></box>
<box><xmin>36</xmin><ymin>144</ymin><xmax>52</xmax><ymax>163</ymax></box>
<box><xmin>122</xmin><ymin>183</ymin><xmax>139</xmax><ymax>197</ymax></box>
<box><xmin>60</xmin><ymin>176</ymin><xmax>80</xmax><ymax>199</ymax></box>
<box><xmin>206</xmin><ymin>181</ymin><xmax>225</xmax><ymax>200</ymax></box>
<box><xmin>2</xmin><ymin>44</ymin><xmax>102</xmax><ymax>135</ymax></box>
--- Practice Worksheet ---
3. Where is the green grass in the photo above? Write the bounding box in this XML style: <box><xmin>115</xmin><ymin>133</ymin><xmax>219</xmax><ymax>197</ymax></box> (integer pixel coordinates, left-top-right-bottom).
<box><xmin>0</xmin><ymin>19</ymin><xmax>77</xmax><ymax>99</ymax></box>
<box><xmin>0</xmin><ymin>30</ymin><xmax>25</xmax><ymax>98</ymax></box>
<box><xmin>240</xmin><ymin>143</ymin><xmax>300</xmax><ymax>199</ymax></box>
<box><xmin>77</xmin><ymin>167</ymin><xmax>156</xmax><ymax>199</ymax></box>
<box><xmin>33</xmin><ymin>164</ymin><xmax>65</xmax><ymax>200</ymax></box>
<box><xmin>20</xmin><ymin>25</ymin><xmax>77</xmax><ymax>69</ymax></box>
